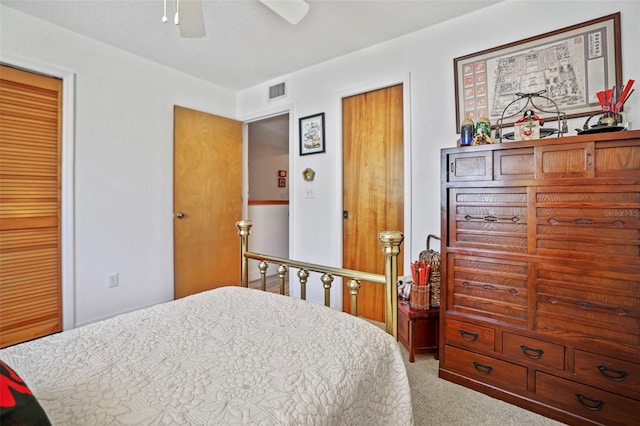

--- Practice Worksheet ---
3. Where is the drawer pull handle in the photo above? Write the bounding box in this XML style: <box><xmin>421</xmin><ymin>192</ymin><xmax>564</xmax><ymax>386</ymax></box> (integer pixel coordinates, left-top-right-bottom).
<box><xmin>459</xmin><ymin>329</ymin><xmax>479</xmax><ymax>342</ymax></box>
<box><xmin>520</xmin><ymin>345</ymin><xmax>544</xmax><ymax>359</ymax></box>
<box><xmin>463</xmin><ymin>215</ymin><xmax>520</xmax><ymax>223</ymax></box>
<box><xmin>598</xmin><ymin>365</ymin><xmax>628</xmax><ymax>382</ymax></box>
<box><xmin>473</xmin><ymin>361</ymin><xmax>493</xmax><ymax>375</ymax></box>
<box><xmin>450</xmin><ymin>162</ymin><xmax>455</xmax><ymax>173</ymax></box>
<box><xmin>462</xmin><ymin>281</ymin><xmax>511</xmax><ymax>294</ymax></box>
<box><xmin>577</xmin><ymin>301</ymin><xmax>594</xmax><ymax>310</ymax></box>
<box><xmin>576</xmin><ymin>393</ymin><xmax>603</xmax><ymax>411</ymax></box>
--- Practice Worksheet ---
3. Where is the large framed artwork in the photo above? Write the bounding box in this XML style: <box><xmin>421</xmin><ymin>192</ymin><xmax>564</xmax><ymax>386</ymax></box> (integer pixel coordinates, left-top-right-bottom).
<box><xmin>453</xmin><ymin>13</ymin><xmax>621</xmax><ymax>131</ymax></box>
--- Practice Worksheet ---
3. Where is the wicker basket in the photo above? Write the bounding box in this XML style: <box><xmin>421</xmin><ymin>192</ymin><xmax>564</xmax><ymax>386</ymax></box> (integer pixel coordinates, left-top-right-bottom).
<box><xmin>419</xmin><ymin>234</ymin><xmax>441</xmax><ymax>307</ymax></box>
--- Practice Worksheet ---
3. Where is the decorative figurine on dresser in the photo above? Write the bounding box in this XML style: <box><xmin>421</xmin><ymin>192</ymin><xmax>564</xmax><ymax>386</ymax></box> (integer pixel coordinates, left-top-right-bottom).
<box><xmin>439</xmin><ymin>129</ymin><xmax>640</xmax><ymax>425</ymax></box>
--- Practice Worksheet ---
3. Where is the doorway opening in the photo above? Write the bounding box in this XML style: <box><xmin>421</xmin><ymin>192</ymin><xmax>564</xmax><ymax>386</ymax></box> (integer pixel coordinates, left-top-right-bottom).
<box><xmin>247</xmin><ymin>113</ymin><xmax>290</xmax><ymax>290</ymax></box>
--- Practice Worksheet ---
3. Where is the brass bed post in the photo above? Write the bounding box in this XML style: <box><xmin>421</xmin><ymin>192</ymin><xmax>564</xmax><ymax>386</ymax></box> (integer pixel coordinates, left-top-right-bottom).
<box><xmin>297</xmin><ymin>269</ymin><xmax>309</xmax><ymax>300</ymax></box>
<box><xmin>347</xmin><ymin>279</ymin><xmax>362</xmax><ymax>316</ymax></box>
<box><xmin>379</xmin><ymin>231</ymin><xmax>404</xmax><ymax>338</ymax></box>
<box><xmin>259</xmin><ymin>261</ymin><xmax>268</xmax><ymax>291</ymax></box>
<box><xmin>321</xmin><ymin>274</ymin><xmax>334</xmax><ymax>307</ymax></box>
<box><xmin>236</xmin><ymin>220</ymin><xmax>253</xmax><ymax>288</ymax></box>
<box><xmin>277</xmin><ymin>265</ymin><xmax>287</xmax><ymax>295</ymax></box>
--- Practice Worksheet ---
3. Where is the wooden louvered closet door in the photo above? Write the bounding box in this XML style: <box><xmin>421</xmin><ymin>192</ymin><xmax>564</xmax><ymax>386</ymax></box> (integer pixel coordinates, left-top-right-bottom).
<box><xmin>0</xmin><ymin>65</ymin><xmax>62</xmax><ymax>348</ymax></box>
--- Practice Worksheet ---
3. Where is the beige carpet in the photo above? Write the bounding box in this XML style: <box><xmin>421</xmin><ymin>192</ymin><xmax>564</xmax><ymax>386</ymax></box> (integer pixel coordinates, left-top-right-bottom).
<box><xmin>398</xmin><ymin>345</ymin><xmax>566</xmax><ymax>426</ymax></box>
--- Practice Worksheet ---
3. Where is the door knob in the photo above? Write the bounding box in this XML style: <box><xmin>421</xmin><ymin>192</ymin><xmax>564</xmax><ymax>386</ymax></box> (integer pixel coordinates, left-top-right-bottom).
<box><xmin>176</xmin><ymin>212</ymin><xmax>185</xmax><ymax>219</ymax></box>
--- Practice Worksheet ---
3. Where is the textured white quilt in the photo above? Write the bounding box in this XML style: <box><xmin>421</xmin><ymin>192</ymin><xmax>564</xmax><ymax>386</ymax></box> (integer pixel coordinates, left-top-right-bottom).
<box><xmin>1</xmin><ymin>286</ymin><xmax>414</xmax><ymax>425</ymax></box>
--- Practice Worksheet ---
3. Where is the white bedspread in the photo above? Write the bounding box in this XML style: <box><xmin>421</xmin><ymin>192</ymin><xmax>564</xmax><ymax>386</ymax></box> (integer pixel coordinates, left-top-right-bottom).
<box><xmin>1</xmin><ymin>286</ymin><xmax>413</xmax><ymax>425</ymax></box>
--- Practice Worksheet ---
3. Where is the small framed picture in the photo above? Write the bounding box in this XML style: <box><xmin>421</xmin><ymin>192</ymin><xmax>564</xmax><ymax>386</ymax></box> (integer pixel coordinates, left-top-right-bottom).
<box><xmin>278</xmin><ymin>178</ymin><xmax>286</xmax><ymax>188</ymax></box>
<box><xmin>299</xmin><ymin>112</ymin><xmax>325</xmax><ymax>156</ymax></box>
<box><xmin>278</xmin><ymin>170</ymin><xmax>287</xmax><ymax>178</ymax></box>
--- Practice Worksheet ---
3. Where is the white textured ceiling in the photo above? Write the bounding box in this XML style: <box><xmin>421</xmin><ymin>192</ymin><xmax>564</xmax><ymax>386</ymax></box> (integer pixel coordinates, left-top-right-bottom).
<box><xmin>2</xmin><ymin>0</ymin><xmax>501</xmax><ymax>91</ymax></box>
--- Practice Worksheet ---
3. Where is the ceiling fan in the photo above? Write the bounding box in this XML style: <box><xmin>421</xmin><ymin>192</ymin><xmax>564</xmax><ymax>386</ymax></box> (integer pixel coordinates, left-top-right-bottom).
<box><xmin>163</xmin><ymin>0</ymin><xmax>310</xmax><ymax>38</ymax></box>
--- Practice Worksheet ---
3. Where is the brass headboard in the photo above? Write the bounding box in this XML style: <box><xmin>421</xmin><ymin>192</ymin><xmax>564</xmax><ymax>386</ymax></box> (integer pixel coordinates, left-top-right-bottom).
<box><xmin>236</xmin><ymin>220</ymin><xmax>403</xmax><ymax>337</ymax></box>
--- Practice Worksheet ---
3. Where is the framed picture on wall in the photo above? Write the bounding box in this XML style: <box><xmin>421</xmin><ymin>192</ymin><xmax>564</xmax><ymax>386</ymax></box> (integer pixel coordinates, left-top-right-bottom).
<box><xmin>299</xmin><ymin>113</ymin><xmax>325</xmax><ymax>155</ymax></box>
<box><xmin>278</xmin><ymin>178</ymin><xmax>286</xmax><ymax>188</ymax></box>
<box><xmin>453</xmin><ymin>13</ymin><xmax>621</xmax><ymax>131</ymax></box>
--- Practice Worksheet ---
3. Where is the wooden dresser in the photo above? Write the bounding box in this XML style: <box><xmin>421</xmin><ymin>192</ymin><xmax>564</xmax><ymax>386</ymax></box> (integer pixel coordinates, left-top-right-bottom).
<box><xmin>439</xmin><ymin>130</ymin><xmax>640</xmax><ymax>426</ymax></box>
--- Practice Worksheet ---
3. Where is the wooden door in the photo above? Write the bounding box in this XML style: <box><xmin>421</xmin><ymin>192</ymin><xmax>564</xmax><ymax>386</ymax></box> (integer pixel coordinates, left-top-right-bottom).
<box><xmin>173</xmin><ymin>106</ymin><xmax>242</xmax><ymax>299</ymax></box>
<box><xmin>0</xmin><ymin>65</ymin><xmax>62</xmax><ymax>347</ymax></box>
<box><xmin>342</xmin><ymin>84</ymin><xmax>404</xmax><ymax>322</ymax></box>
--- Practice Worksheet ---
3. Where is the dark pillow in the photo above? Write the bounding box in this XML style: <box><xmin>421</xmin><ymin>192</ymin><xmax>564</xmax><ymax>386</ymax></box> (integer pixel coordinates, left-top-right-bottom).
<box><xmin>0</xmin><ymin>359</ymin><xmax>51</xmax><ymax>426</ymax></box>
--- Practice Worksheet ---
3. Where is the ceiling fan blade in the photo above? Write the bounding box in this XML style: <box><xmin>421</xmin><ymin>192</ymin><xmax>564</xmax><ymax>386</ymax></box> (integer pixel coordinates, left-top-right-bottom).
<box><xmin>178</xmin><ymin>0</ymin><xmax>206</xmax><ymax>38</ymax></box>
<box><xmin>259</xmin><ymin>0</ymin><xmax>310</xmax><ymax>25</ymax></box>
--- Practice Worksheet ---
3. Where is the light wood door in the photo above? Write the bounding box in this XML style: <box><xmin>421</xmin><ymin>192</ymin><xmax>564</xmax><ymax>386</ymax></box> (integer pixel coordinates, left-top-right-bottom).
<box><xmin>0</xmin><ymin>65</ymin><xmax>62</xmax><ymax>347</ymax></box>
<box><xmin>173</xmin><ymin>106</ymin><xmax>242</xmax><ymax>299</ymax></box>
<box><xmin>342</xmin><ymin>84</ymin><xmax>404</xmax><ymax>322</ymax></box>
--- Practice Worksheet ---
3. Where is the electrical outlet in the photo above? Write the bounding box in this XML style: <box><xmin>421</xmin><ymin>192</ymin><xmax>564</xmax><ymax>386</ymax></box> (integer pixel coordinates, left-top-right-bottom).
<box><xmin>108</xmin><ymin>273</ymin><xmax>119</xmax><ymax>288</ymax></box>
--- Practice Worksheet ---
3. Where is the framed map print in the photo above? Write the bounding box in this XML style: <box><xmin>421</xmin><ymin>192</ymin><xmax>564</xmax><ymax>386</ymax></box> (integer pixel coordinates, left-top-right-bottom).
<box><xmin>453</xmin><ymin>13</ymin><xmax>621</xmax><ymax>131</ymax></box>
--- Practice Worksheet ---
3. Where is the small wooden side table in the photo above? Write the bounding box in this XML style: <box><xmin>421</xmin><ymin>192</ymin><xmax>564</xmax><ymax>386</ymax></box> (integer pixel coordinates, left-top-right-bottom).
<box><xmin>397</xmin><ymin>301</ymin><xmax>439</xmax><ymax>362</ymax></box>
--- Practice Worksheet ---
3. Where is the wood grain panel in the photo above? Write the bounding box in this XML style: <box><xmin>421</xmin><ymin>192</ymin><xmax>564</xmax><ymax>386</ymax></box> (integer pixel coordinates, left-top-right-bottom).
<box><xmin>450</xmin><ymin>188</ymin><xmax>528</xmax><ymax>252</ymax></box>
<box><xmin>535</xmin><ymin>142</ymin><xmax>594</xmax><ymax>179</ymax></box>
<box><xmin>595</xmin><ymin>142</ymin><xmax>640</xmax><ymax>176</ymax></box>
<box><xmin>445</xmin><ymin>345</ymin><xmax>528</xmax><ymax>392</ymax></box>
<box><xmin>342</xmin><ymin>84</ymin><xmax>403</xmax><ymax>322</ymax></box>
<box><xmin>536</xmin><ymin>372</ymin><xmax>640</xmax><ymax>426</ymax></box>
<box><xmin>535</xmin><ymin>186</ymin><xmax>640</xmax><ymax>259</ymax></box>
<box><xmin>0</xmin><ymin>65</ymin><xmax>62</xmax><ymax>347</ymax></box>
<box><xmin>173</xmin><ymin>106</ymin><xmax>242</xmax><ymax>299</ymax></box>
<box><xmin>574</xmin><ymin>350</ymin><xmax>640</xmax><ymax>399</ymax></box>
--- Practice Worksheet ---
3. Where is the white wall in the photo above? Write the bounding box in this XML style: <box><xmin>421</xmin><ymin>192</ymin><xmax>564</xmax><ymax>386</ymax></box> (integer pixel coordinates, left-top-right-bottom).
<box><xmin>2</xmin><ymin>1</ymin><xmax>638</xmax><ymax>324</ymax></box>
<box><xmin>247</xmin><ymin>204</ymin><xmax>289</xmax><ymax>281</ymax></box>
<box><xmin>248</xmin><ymin>143</ymin><xmax>289</xmax><ymax>201</ymax></box>
<box><xmin>237</xmin><ymin>0</ymin><xmax>640</xmax><ymax>304</ymax></box>
<box><xmin>1</xmin><ymin>5</ymin><xmax>237</xmax><ymax>326</ymax></box>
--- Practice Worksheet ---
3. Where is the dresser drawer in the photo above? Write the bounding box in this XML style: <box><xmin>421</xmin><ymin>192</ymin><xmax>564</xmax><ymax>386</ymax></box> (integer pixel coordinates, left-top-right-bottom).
<box><xmin>536</xmin><ymin>265</ymin><xmax>640</xmax><ymax>348</ymax></box>
<box><xmin>449</xmin><ymin>254</ymin><xmax>528</xmax><ymax>324</ymax></box>
<box><xmin>536</xmin><ymin>372</ymin><xmax>640</xmax><ymax>426</ymax></box>
<box><xmin>594</xmin><ymin>139</ymin><xmax>640</xmax><ymax>180</ymax></box>
<box><xmin>445</xmin><ymin>345</ymin><xmax>527</xmax><ymax>392</ymax></box>
<box><xmin>535</xmin><ymin>185</ymin><xmax>640</xmax><ymax>260</ymax></box>
<box><xmin>493</xmin><ymin>147</ymin><xmax>534</xmax><ymax>181</ymax></box>
<box><xmin>449</xmin><ymin>188</ymin><xmax>528</xmax><ymax>253</ymax></box>
<box><xmin>535</xmin><ymin>142</ymin><xmax>594</xmax><ymax>179</ymax></box>
<box><xmin>502</xmin><ymin>332</ymin><xmax>564</xmax><ymax>370</ymax></box>
<box><xmin>574</xmin><ymin>350</ymin><xmax>640</xmax><ymax>399</ymax></box>
<box><xmin>447</xmin><ymin>151</ymin><xmax>492</xmax><ymax>182</ymax></box>
<box><xmin>445</xmin><ymin>318</ymin><xmax>494</xmax><ymax>353</ymax></box>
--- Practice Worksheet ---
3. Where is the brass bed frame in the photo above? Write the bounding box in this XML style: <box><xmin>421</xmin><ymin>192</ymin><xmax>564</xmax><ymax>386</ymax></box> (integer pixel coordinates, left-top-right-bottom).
<box><xmin>236</xmin><ymin>220</ymin><xmax>403</xmax><ymax>337</ymax></box>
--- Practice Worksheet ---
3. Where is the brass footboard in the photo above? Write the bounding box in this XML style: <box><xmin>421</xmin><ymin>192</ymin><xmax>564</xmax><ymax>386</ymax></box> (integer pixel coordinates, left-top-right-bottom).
<box><xmin>236</xmin><ymin>220</ymin><xmax>403</xmax><ymax>337</ymax></box>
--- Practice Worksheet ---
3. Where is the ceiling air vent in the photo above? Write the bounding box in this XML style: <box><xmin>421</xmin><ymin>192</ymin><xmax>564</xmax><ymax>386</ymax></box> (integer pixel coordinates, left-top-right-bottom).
<box><xmin>268</xmin><ymin>82</ymin><xmax>286</xmax><ymax>100</ymax></box>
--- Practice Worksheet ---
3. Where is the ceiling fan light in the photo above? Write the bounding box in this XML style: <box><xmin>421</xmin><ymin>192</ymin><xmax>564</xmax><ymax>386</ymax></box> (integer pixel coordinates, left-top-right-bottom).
<box><xmin>260</xmin><ymin>0</ymin><xmax>310</xmax><ymax>25</ymax></box>
<box><xmin>177</xmin><ymin>0</ymin><xmax>206</xmax><ymax>38</ymax></box>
